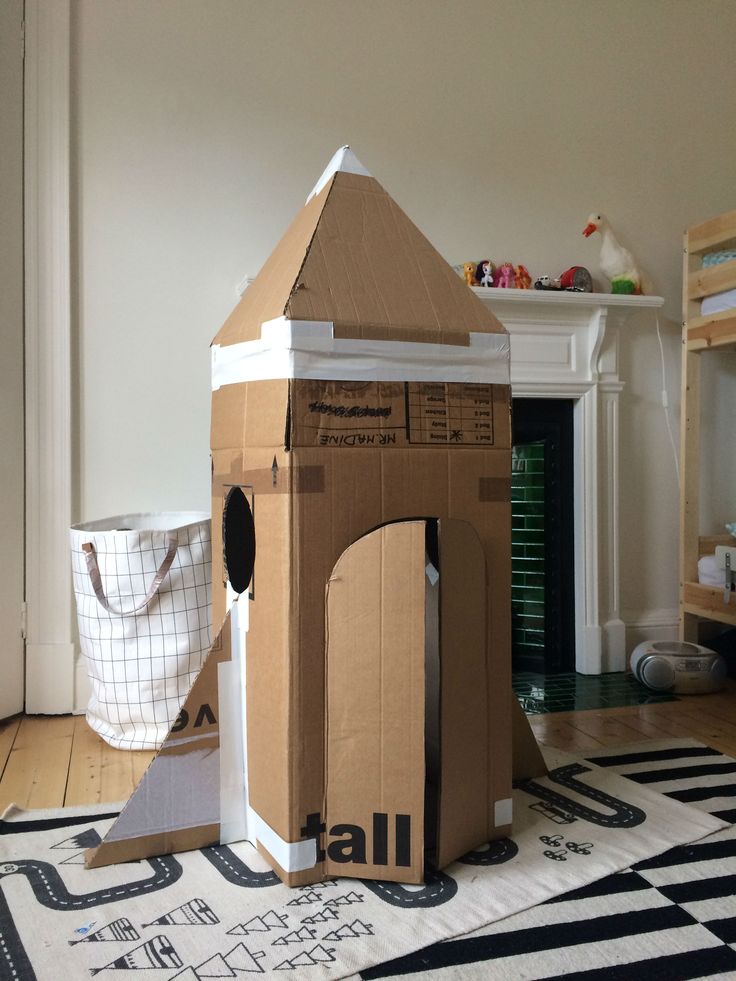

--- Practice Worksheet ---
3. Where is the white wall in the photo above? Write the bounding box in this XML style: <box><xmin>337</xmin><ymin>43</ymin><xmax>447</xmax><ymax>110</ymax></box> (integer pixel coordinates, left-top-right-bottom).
<box><xmin>71</xmin><ymin>0</ymin><xmax>736</xmax><ymax>643</ymax></box>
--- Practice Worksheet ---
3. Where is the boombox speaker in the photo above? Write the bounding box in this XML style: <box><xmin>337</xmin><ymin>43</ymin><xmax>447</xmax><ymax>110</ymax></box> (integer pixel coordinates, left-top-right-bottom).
<box><xmin>630</xmin><ymin>640</ymin><xmax>727</xmax><ymax>694</ymax></box>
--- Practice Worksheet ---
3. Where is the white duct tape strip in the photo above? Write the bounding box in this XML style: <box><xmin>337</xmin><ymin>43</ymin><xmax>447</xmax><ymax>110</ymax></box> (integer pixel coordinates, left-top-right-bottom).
<box><xmin>219</xmin><ymin>598</ymin><xmax>250</xmax><ymax>844</ymax></box>
<box><xmin>218</xmin><ymin>596</ymin><xmax>318</xmax><ymax>871</ymax></box>
<box><xmin>494</xmin><ymin>797</ymin><xmax>513</xmax><ymax>827</ymax></box>
<box><xmin>211</xmin><ymin>317</ymin><xmax>510</xmax><ymax>390</ymax></box>
<box><xmin>247</xmin><ymin>807</ymin><xmax>318</xmax><ymax>873</ymax></box>
<box><xmin>225</xmin><ymin>580</ymin><xmax>238</xmax><ymax>614</ymax></box>
<box><xmin>306</xmin><ymin>145</ymin><xmax>372</xmax><ymax>203</ymax></box>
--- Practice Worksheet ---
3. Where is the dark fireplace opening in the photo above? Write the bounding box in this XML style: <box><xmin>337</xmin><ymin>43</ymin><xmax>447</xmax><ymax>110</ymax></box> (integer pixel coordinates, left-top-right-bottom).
<box><xmin>511</xmin><ymin>398</ymin><xmax>575</xmax><ymax>675</ymax></box>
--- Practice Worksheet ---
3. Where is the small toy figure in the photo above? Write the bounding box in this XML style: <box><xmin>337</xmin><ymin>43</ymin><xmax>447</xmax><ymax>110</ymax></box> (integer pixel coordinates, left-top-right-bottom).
<box><xmin>515</xmin><ymin>265</ymin><xmax>532</xmax><ymax>289</ymax></box>
<box><xmin>559</xmin><ymin>266</ymin><xmax>593</xmax><ymax>292</ymax></box>
<box><xmin>582</xmin><ymin>213</ymin><xmax>643</xmax><ymax>294</ymax></box>
<box><xmin>495</xmin><ymin>262</ymin><xmax>516</xmax><ymax>289</ymax></box>
<box><xmin>534</xmin><ymin>275</ymin><xmax>562</xmax><ymax>291</ymax></box>
<box><xmin>463</xmin><ymin>262</ymin><xmax>478</xmax><ymax>286</ymax></box>
<box><xmin>475</xmin><ymin>260</ymin><xmax>496</xmax><ymax>287</ymax></box>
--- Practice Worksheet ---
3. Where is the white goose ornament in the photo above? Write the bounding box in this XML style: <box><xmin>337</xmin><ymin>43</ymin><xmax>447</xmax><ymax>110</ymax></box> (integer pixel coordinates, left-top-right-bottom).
<box><xmin>583</xmin><ymin>213</ymin><xmax>643</xmax><ymax>294</ymax></box>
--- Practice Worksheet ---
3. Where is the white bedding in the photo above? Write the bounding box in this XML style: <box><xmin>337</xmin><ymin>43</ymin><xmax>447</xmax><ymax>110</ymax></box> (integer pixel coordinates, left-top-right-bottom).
<box><xmin>698</xmin><ymin>553</ymin><xmax>723</xmax><ymax>586</ymax></box>
<box><xmin>702</xmin><ymin>288</ymin><xmax>736</xmax><ymax>316</ymax></box>
<box><xmin>700</xmin><ymin>250</ymin><xmax>736</xmax><ymax>316</ymax></box>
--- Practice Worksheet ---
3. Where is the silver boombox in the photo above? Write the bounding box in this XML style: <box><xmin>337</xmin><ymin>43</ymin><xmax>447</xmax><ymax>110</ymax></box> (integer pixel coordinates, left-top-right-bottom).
<box><xmin>630</xmin><ymin>640</ymin><xmax>727</xmax><ymax>694</ymax></box>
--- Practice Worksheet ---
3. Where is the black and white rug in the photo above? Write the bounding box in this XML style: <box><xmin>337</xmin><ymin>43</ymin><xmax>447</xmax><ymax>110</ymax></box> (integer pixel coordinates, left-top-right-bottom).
<box><xmin>0</xmin><ymin>740</ymin><xmax>728</xmax><ymax>980</ymax></box>
<box><xmin>367</xmin><ymin>739</ymin><xmax>736</xmax><ymax>979</ymax></box>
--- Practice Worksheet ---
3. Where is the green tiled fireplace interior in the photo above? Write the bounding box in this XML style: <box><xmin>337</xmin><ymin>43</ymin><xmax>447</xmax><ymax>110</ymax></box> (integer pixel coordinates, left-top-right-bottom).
<box><xmin>511</xmin><ymin>399</ymin><xmax>576</xmax><ymax>676</ymax></box>
<box><xmin>510</xmin><ymin>399</ymin><xmax>676</xmax><ymax>714</ymax></box>
<box><xmin>511</xmin><ymin>439</ymin><xmax>546</xmax><ymax>664</ymax></box>
<box><xmin>513</xmin><ymin>671</ymin><xmax>678</xmax><ymax>715</ymax></box>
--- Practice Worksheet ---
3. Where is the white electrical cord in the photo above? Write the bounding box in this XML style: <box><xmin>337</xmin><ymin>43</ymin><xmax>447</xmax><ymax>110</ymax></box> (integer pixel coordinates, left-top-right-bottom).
<box><xmin>655</xmin><ymin>312</ymin><xmax>680</xmax><ymax>487</ymax></box>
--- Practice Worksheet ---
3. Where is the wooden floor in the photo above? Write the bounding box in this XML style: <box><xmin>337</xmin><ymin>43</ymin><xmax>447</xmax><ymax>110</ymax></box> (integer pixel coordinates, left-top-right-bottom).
<box><xmin>1</xmin><ymin>682</ymin><xmax>735</xmax><ymax>812</ymax></box>
<box><xmin>0</xmin><ymin>714</ymin><xmax>154</xmax><ymax>812</ymax></box>
<box><xmin>528</xmin><ymin>680</ymin><xmax>736</xmax><ymax>759</ymax></box>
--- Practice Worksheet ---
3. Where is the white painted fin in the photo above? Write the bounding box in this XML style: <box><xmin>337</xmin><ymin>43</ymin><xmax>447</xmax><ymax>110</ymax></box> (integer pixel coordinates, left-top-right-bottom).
<box><xmin>306</xmin><ymin>145</ymin><xmax>372</xmax><ymax>202</ymax></box>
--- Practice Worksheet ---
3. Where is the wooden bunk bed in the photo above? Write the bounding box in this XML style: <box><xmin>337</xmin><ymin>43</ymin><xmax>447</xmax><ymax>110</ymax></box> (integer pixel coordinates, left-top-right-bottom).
<box><xmin>680</xmin><ymin>207</ymin><xmax>736</xmax><ymax>639</ymax></box>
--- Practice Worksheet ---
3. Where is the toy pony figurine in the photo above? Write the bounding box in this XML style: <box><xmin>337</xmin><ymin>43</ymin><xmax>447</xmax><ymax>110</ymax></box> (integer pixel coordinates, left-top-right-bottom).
<box><xmin>515</xmin><ymin>264</ymin><xmax>532</xmax><ymax>289</ymax></box>
<box><xmin>495</xmin><ymin>262</ymin><xmax>516</xmax><ymax>289</ymax></box>
<box><xmin>463</xmin><ymin>262</ymin><xmax>478</xmax><ymax>286</ymax></box>
<box><xmin>475</xmin><ymin>260</ymin><xmax>496</xmax><ymax>287</ymax></box>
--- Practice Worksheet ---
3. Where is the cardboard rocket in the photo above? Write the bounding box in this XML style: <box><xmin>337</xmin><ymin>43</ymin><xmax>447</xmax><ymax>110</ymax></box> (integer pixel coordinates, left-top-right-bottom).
<box><xmin>86</xmin><ymin>147</ymin><xmax>546</xmax><ymax>885</ymax></box>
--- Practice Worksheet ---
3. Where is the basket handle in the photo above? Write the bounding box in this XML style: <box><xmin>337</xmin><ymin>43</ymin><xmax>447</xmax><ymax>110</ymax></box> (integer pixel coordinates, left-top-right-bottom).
<box><xmin>82</xmin><ymin>534</ymin><xmax>179</xmax><ymax>616</ymax></box>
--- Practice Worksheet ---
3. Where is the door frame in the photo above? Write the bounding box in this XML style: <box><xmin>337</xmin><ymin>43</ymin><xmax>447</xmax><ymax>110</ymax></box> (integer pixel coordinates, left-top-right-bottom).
<box><xmin>24</xmin><ymin>0</ymin><xmax>75</xmax><ymax>713</ymax></box>
<box><xmin>0</xmin><ymin>0</ymin><xmax>26</xmax><ymax>719</ymax></box>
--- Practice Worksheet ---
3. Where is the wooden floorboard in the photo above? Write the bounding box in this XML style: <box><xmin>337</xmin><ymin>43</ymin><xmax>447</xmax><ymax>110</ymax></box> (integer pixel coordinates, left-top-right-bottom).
<box><xmin>64</xmin><ymin>715</ymin><xmax>155</xmax><ymax>807</ymax></box>
<box><xmin>527</xmin><ymin>716</ymin><xmax>605</xmax><ymax>752</ymax></box>
<box><xmin>0</xmin><ymin>717</ymin><xmax>21</xmax><ymax>783</ymax></box>
<box><xmin>529</xmin><ymin>683</ymin><xmax>736</xmax><ymax>759</ymax></box>
<box><xmin>1</xmin><ymin>682</ymin><xmax>735</xmax><ymax>811</ymax></box>
<box><xmin>0</xmin><ymin>715</ymin><xmax>75</xmax><ymax>811</ymax></box>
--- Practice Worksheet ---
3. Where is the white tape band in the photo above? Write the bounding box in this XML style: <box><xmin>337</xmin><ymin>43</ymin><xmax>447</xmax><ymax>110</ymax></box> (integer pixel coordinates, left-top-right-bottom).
<box><xmin>211</xmin><ymin>317</ymin><xmax>510</xmax><ymax>390</ymax></box>
<box><xmin>217</xmin><ymin>597</ymin><xmax>316</xmax><ymax>871</ymax></box>
<box><xmin>306</xmin><ymin>145</ymin><xmax>372</xmax><ymax>203</ymax></box>
<box><xmin>219</xmin><ymin>601</ymin><xmax>249</xmax><ymax>845</ymax></box>
<box><xmin>247</xmin><ymin>807</ymin><xmax>318</xmax><ymax>873</ymax></box>
<box><xmin>494</xmin><ymin>797</ymin><xmax>513</xmax><ymax>827</ymax></box>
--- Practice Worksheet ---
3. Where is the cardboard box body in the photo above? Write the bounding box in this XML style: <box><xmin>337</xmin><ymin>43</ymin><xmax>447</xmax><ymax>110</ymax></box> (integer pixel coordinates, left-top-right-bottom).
<box><xmin>211</xmin><ymin>372</ymin><xmax>512</xmax><ymax>884</ymax></box>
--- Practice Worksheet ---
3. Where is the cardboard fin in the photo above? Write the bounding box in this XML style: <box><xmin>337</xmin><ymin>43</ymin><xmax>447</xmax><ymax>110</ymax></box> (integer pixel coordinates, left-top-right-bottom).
<box><xmin>511</xmin><ymin>694</ymin><xmax>548</xmax><ymax>781</ymax></box>
<box><xmin>85</xmin><ymin>614</ymin><xmax>233</xmax><ymax>869</ymax></box>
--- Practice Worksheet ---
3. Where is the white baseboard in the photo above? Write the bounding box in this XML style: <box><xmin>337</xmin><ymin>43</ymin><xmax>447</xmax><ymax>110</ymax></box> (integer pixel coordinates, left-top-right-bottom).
<box><xmin>24</xmin><ymin>642</ymin><xmax>75</xmax><ymax>714</ymax></box>
<box><xmin>623</xmin><ymin>609</ymin><xmax>680</xmax><ymax>656</ymax></box>
<box><xmin>73</xmin><ymin>650</ymin><xmax>91</xmax><ymax>715</ymax></box>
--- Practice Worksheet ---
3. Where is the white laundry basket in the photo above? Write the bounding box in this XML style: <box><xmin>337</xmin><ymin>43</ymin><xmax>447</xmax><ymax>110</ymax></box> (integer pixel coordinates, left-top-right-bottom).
<box><xmin>70</xmin><ymin>512</ymin><xmax>212</xmax><ymax>750</ymax></box>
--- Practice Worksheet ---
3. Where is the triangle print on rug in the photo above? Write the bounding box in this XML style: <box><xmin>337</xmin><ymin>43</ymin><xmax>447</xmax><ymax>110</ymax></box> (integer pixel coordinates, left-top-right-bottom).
<box><xmin>68</xmin><ymin>917</ymin><xmax>139</xmax><ymax>946</ymax></box>
<box><xmin>89</xmin><ymin>935</ymin><xmax>181</xmax><ymax>975</ymax></box>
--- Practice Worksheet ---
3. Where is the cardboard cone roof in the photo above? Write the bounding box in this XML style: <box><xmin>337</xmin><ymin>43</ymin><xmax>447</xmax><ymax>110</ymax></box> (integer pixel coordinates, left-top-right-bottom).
<box><xmin>213</xmin><ymin>146</ymin><xmax>505</xmax><ymax>348</ymax></box>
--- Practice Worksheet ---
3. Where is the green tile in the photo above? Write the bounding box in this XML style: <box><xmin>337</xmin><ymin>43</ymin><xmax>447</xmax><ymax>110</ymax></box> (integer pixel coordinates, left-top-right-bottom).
<box><xmin>513</xmin><ymin>669</ymin><xmax>678</xmax><ymax>715</ymax></box>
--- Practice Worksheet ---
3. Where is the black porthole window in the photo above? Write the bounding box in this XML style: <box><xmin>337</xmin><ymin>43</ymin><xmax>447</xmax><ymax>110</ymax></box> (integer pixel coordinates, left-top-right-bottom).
<box><xmin>223</xmin><ymin>487</ymin><xmax>256</xmax><ymax>595</ymax></box>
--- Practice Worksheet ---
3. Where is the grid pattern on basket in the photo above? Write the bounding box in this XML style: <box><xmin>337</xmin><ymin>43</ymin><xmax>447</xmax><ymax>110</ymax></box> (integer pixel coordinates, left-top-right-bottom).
<box><xmin>70</xmin><ymin>521</ymin><xmax>212</xmax><ymax>750</ymax></box>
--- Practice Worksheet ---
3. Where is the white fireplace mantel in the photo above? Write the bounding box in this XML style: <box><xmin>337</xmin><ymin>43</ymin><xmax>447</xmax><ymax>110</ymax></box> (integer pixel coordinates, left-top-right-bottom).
<box><xmin>474</xmin><ymin>287</ymin><xmax>664</xmax><ymax>675</ymax></box>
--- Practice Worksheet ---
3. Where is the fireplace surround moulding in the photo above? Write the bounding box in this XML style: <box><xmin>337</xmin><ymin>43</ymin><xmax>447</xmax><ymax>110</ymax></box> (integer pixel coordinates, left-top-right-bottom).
<box><xmin>474</xmin><ymin>288</ymin><xmax>664</xmax><ymax>675</ymax></box>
